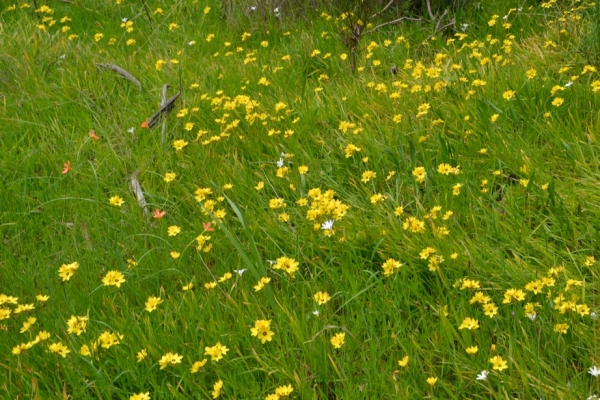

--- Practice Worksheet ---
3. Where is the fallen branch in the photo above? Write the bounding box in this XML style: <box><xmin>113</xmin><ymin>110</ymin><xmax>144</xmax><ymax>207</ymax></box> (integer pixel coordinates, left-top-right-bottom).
<box><xmin>147</xmin><ymin>91</ymin><xmax>180</xmax><ymax>129</ymax></box>
<box><xmin>95</xmin><ymin>63</ymin><xmax>142</xmax><ymax>92</ymax></box>
<box><xmin>129</xmin><ymin>171</ymin><xmax>148</xmax><ymax>215</ymax></box>
<box><xmin>364</xmin><ymin>16</ymin><xmax>424</xmax><ymax>35</ymax></box>
<box><xmin>160</xmin><ymin>84</ymin><xmax>169</xmax><ymax>145</ymax></box>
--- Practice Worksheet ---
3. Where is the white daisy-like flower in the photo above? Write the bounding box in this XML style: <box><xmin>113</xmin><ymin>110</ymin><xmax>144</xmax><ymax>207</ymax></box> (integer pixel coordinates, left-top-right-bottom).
<box><xmin>234</xmin><ymin>269</ymin><xmax>246</xmax><ymax>276</ymax></box>
<box><xmin>312</xmin><ymin>310</ymin><xmax>319</xmax><ymax>316</ymax></box>
<box><xmin>321</xmin><ymin>220</ymin><xmax>334</xmax><ymax>230</ymax></box>
<box><xmin>589</xmin><ymin>366</ymin><xmax>600</xmax><ymax>377</ymax></box>
<box><xmin>565</xmin><ymin>81</ymin><xmax>573</xmax><ymax>87</ymax></box>
<box><xmin>266</xmin><ymin>260</ymin><xmax>275</xmax><ymax>266</ymax></box>
<box><xmin>527</xmin><ymin>313</ymin><xmax>536</xmax><ymax>321</ymax></box>
<box><xmin>476</xmin><ymin>370</ymin><xmax>489</xmax><ymax>381</ymax></box>
<box><xmin>276</xmin><ymin>158</ymin><xmax>284</xmax><ymax>168</ymax></box>
<box><xmin>121</xmin><ymin>18</ymin><xmax>128</xmax><ymax>23</ymax></box>
<box><xmin>127</xmin><ymin>127</ymin><xmax>135</xmax><ymax>133</ymax></box>
<box><xmin>188</xmin><ymin>41</ymin><xmax>196</xmax><ymax>46</ymax></box>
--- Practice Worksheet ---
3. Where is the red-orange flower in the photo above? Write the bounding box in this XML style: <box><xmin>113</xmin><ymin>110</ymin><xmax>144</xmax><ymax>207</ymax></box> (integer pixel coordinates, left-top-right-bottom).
<box><xmin>153</xmin><ymin>209</ymin><xmax>166</xmax><ymax>219</ymax></box>
<box><xmin>141</xmin><ymin>119</ymin><xmax>149</xmax><ymax>128</ymax></box>
<box><xmin>62</xmin><ymin>161</ymin><xmax>71</xmax><ymax>174</ymax></box>
<box><xmin>89</xmin><ymin>130</ymin><xmax>99</xmax><ymax>140</ymax></box>
<box><xmin>203</xmin><ymin>222</ymin><xmax>214</xmax><ymax>232</ymax></box>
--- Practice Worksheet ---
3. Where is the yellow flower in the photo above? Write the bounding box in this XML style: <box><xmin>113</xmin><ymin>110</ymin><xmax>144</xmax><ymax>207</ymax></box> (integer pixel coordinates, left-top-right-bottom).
<box><xmin>554</xmin><ymin>323</ymin><xmax>569</xmax><ymax>334</ymax></box>
<box><xmin>412</xmin><ymin>166</ymin><xmax>426</xmax><ymax>183</ymax></box>
<box><xmin>145</xmin><ymin>296</ymin><xmax>163</xmax><ymax>312</ymax></box>
<box><xmin>398</xmin><ymin>356</ymin><xmax>409</xmax><ymax>367</ymax></box>
<box><xmin>191</xmin><ymin>359</ymin><xmax>208</xmax><ymax>373</ymax></box>
<box><xmin>136</xmin><ymin>349</ymin><xmax>148</xmax><ymax>362</ymax></box>
<box><xmin>427</xmin><ymin>377</ymin><xmax>437</xmax><ymax>386</ymax></box>
<box><xmin>205</xmin><ymin>342</ymin><xmax>229</xmax><ymax>361</ymax></box>
<box><xmin>330</xmin><ymin>332</ymin><xmax>345</xmax><ymax>349</ymax></box>
<box><xmin>211</xmin><ymin>380</ymin><xmax>223</xmax><ymax>399</ymax></box>
<box><xmin>552</xmin><ymin>97</ymin><xmax>564</xmax><ymax>107</ymax></box>
<box><xmin>48</xmin><ymin>342</ymin><xmax>70</xmax><ymax>358</ymax></box>
<box><xmin>273</xmin><ymin>256</ymin><xmax>299</xmax><ymax>277</ymax></box>
<box><xmin>275</xmin><ymin>384</ymin><xmax>294</xmax><ymax>396</ymax></box>
<box><xmin>102</xmin><ymin>270</ymin><xmax>126</xmax><ymax>287</ymax></box>
<box><xmin>458</xmin><ymin>317</ymin><xmax>480</xmax><ymax>330</ymax></box>
<box><xmin>36</xmin><ymin>294</ymin><xmax>50</xmax><ymax>302</ymax></box>
<box><xmin>173</xmin><ymin>139</ymin><xmax>188</xmax><ymax>151</ymax></box>
<box><xmin>158</xmin><ymin>352</ymin><xmax>183</xmax><ymax>369</ymax></box>
<box><xmin>370</xmin><ymin>193</ymin><xmax>386</xmax><ymax>205</ymax></box>
<box><xmin>130</xmin><ymin>393</ymin><xmax>151</xmax><ymax>400</ymax></box>
<box><xmin>489</xmin><ymin>355</ymin><xmax>508</xmax><ymax>371</ymax></box>
<box><xmin>66</xmin><ymin>315</ymin><xmax>88</xmax><ymax>336</ymax></box>
<box><xmin>250</xmin><ymin>319</ymin><xmax>275</xmax><ymax>344</ymax></box>
<box><xmin>58</xmin><ymin>261</ymin><xmax>79</xmax><ymax>281</ymax></box>
<box><xmin>313</xmin><ymin>291</ymin><xmax>331</xmax><ymax>305</ymax></box>
<box><xmin>164</xmin><ymin>172</ymin><xmax>176</xmax><ymax>182</ymax></box>
<box><xmin>298</xmin><ymin>165</ymin><xmax>309</xmax><ymax>174</ymax></box>
<box><xmin>109</xmin><ymin>196</ymin><xmax>124</xmax><ymax>206</ymax></box>
<box><xmin>382</xmin><ymin>259</ymin><xmax>403</xmax><ymax>276</ymax></box>
<box><xmin>167</xmin><ymin>225</ymin><xmax>181</xmax><ymax>236</ymax></box>
<box><xmin>465</xmin><ymin>346</ymin><xmax>478</xmax><ymax>355</ymax></box>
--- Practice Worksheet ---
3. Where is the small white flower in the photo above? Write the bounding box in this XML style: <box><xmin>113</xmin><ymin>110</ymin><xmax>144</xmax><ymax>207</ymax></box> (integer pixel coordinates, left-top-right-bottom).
<box><xmin>234</xmin><ymin>269</ymin><xmax>247</xmax><ymax>276</ymax></box>
<box><xmin>121</xmin><ymin>17</ymin><xmax>128</xmax><ymax>23</ymax></box>
<box><xmin>59</xmin><ymin>54</ymin><xmax>66</xmax><ymax>59</ymax></box>
<box><xmin>250</xmin><ymin>6</ymin><xmax>257</xmax><ymax>11</ymax></box>
<box><xmin>188</xmin><ymin>41</ymin><xmax>196</xmax><ymax>46</ymax></box>
<box><xmin>527</xmin><ymin>313</ymin><xmax>536</xmax><ymax>321</ymax></box>
<box><xmin>127</xmin><ymin>127</ymin><xmax>135</xmax><ymax>133</ymax></box>
<box><xmin>266</xmin><ymin>260</ymin><xmax>275</xmax><ymax>266</ymax></box>
<box><xmin>476</xmin><ymin>370</ymin><xmax>488</xmax><ymax>381</ymax></box>
<box><xmin>565</xmin><ymin>81</ymin><xmax>573</xmax><ymax>87</ymax></box>
<box><xmin>461</xmin><ymin>23</ymin><xmax>469</xmax><ymax>32</ymax></box>
<box><xmin>589</xmin><ymin>366</ymin><xmax>600</xmax><ymax>377</ymax></box>
<box><xmin>312</xmin><ymin>310</ymin><xmax>319</xmax><ymax>316</ymax></box>
<box><xmin>503</xmin><ymin>15</ymin><xmax>508</xmax><ymax>20</ymax></box>
<box><xmin>276</xmin><ymin>158</ymin><xmax>284</xmax><ymax>168</ymax></box>
<box><xmin>321</xmin><ymin>220</ymin><xmax>334</xmax><ymax>230</ymax></box>
<box><xmin>591</xmin><ymin>312</ymin><xmax>598</xmax><ymax>320</ymax></box>
<box><xmin>518</xmin><ymin>7</ymin><xmax>522</xmax><ymax>11</ymax></box>
<box><xmin>588</xmin><ymin>395</ymin><xmax>599</xmax><ymax>400</ymax></box>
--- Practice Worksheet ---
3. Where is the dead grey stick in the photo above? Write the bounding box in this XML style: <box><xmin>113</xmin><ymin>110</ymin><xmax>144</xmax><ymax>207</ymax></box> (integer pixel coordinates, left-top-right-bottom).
<box><xmin>147</xmin><ymin>91</ymin><xmax>180</xmax><ymax>129</ymax></box>
<box><xmin>161</xmin><ymin>84</ymin><xmax>169</xmax><ymax>145</ymax></box>
<box><xmin>129</xmin><ymin>171</ymin><xmax>148</xmax><ymax>215</ymax></box>
<box><xmin>95</xmin><ymin>63</ymin><xmax>142</xmax><ymax>92</ymax></box>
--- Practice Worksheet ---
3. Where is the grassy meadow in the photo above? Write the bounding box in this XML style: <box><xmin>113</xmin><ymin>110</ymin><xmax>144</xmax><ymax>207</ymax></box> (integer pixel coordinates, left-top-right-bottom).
<box><xmin>1</xmin><ymin>0</ymin><xmax>600</xmax><ymax>398</ymax></box>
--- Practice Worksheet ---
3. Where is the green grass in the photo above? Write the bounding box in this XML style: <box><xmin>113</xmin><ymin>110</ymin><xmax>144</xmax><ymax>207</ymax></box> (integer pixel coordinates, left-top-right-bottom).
<box><xmin>1</xmin><ymin>0</ymin><xmax>600</xmax><ymax>398</ymax></box>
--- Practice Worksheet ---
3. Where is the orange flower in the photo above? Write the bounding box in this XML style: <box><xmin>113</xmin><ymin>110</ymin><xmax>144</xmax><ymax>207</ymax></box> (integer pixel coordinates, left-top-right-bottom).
<box><xmin>89</xmin><ymin>130</ymin><xmax>100</xmax><ymax>140</ymax></box>
<box><xmin>62</xmin><ymin>161</ymin><xmax>71</xmax><ymax>174</ymax></box>
<box><xmin>141</xmin><ymin>119</ymin><xmax>149</xmax><ymax>128</ymax></box>
<box><xmin>153</xmin><ymin>209</ymin><xmax>166</xmax><ymax>219</ymax></box>
<box><xmin>203</xmin><ymin>222</ymin><xmax>214</xmax><ymax>232</ymax></box>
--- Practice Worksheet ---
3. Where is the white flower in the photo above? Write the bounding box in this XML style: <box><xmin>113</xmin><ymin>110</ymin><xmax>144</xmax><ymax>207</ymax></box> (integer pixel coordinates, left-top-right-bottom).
<box><xmin>59</xmin><ymin>54</ymin><xmax>66</xmax><ymax>59</ymax></box>
<box><xmin>312</xmin><ymin>310</ymin><xmax>319</xmax><ymax>316</ymax></box>
<box><xmin>461</xmin><ymin>23</ymin><xmax>469</xmax><ymax>32</ymax></box>
<box><xmin>234</xmin><ymin>269</ymin><xmax>246</xmax><ymax>276</ymax></box>
<box><xmin>127</xmin><ymin>127</ymin><xmax>135</xmax><ymax>133</ymax></box>
<box><xmin>266</xmin><ymin>260</ymin><xmax>275</xmax><ymax>265</ymax></box>
<box><xmin>503</xmin><ymin>15</ymin><xmax>508</xmax><ymax>20</ymax></box>
<box><xmin>589</xmin><ymin>366</ymin><xmax>600</xmax><ymax>377</ymax></box>
<box><xmin>121</xmin><ymin>18</ymin><xmax>128</xmax><ymax>23</ymax></box>
<box><xmin>476</xmin><ymin>370</ymin><xmax>488</xmax><ymax>381</ymax></box>
<box><xmin>188</xmin><ymin>41</ymin><xmax>196</xmax><ymax>46</ymax></box>
<box><xmin>588</xmin><ymin>395</ymin><xmax>598</xmax><ymax>400</ymax></box>
<box><xmin>591</xmin><ymin>312</ymin><xmax>598</xmax><ymax>320</ymax></box>
<box><xmin>527</xmin><ymin>313</ymin><xmax>536</xmax><ymax>321</ymax></box>
<box><xmin>276</xmin><ymin>158</ymin><xmax>284</xmax><ymax>168</ymax></box>
<box><xmin>565</xmin><ymin>81</ymin><xmax>573</xmax><ymax>87</ymax></box>
<box><xmin>321</xmin><ymin>220</ymin><xmax>334</xmax><ymax>230</ymax></box>
<box><xmin>250</xmin><ymin>6</ymin><xmax>257</xmax><ymax>11</ymax></box>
